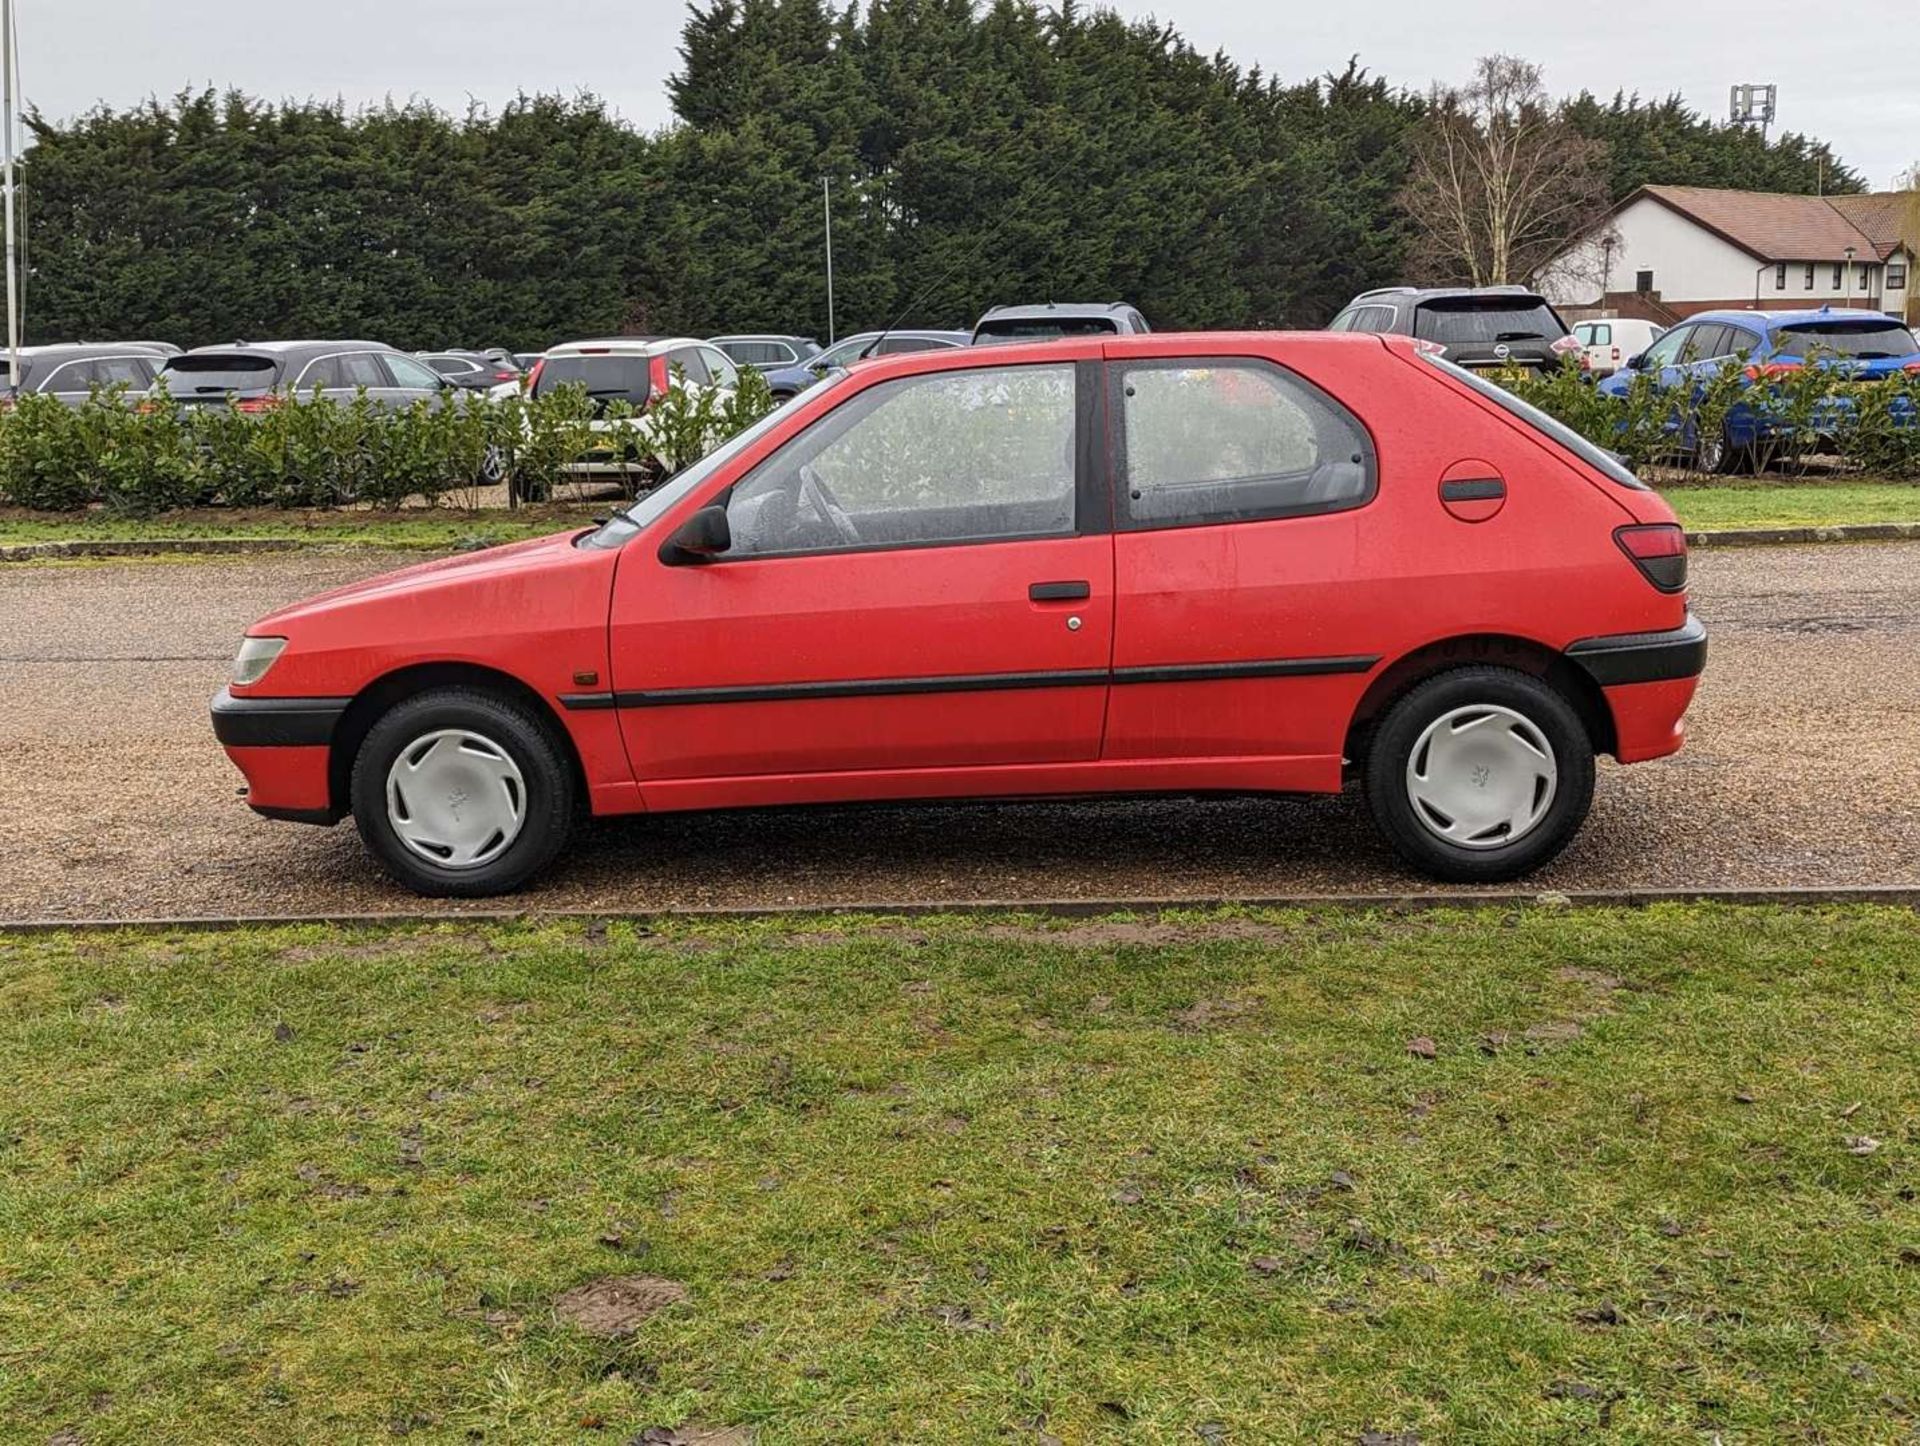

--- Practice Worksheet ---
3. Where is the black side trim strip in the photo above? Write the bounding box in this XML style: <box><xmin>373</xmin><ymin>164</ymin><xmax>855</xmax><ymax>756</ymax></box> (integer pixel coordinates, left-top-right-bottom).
<box><xmin>1440</xmin><ymin>478</ymin><xmax>1506</xmax><ymax>502</ymax></box>
<box><xmin>210</xmin><ymin>687</ymin><xmax>350</xmax><ymax>747</ymax></box>
<box><xmin>1565</xmin><ymin>614</ymin><xmax>1708</xmax><ymax>686</ymax></box>
<box><xmin>559</xmin><ymin>692</ymin><xmax>618</xmax><ymax>711</ymax></box>
<box><xmin>596</xmin><ymin>656</ymin><xmax>1380</xmax><ymax>709</ymax></box>
<box><xmin>1112</xmin><ymin>655</ymin><xmax>1380</xmax><ymax>686</ymax></box>
<box><xmin>612</xmin><ymin>669</ymin><xmax>1111</xmax><ymax>708</ymax></box>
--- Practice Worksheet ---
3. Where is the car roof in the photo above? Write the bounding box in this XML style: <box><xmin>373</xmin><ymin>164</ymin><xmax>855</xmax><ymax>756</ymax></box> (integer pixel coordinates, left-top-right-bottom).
<box><xmin>1349</xmin><ymin>286</ymin><xmax>1546</xmax><ymax>305</ymax></box>
<box><xmin>1681</xmin><ymin>306</ymin><xmax>1912</xmax><ymax>331</ymax></box>
<box><xmin>977</xmin><ymin>302</ymin><xmax>1137</xmax><ymax>322</ymax></box>
<box><xmin>545</xmin><ymin>337</ymin><xmax>705</xmax><ymax>355</ymax></box>
<box><xmin>9</xmin><ymin>341</ymin><xmax>174</xmax><ymax>359</ymax></box>
<box><xmin>710</xmin><ymin>333</ymin><xmax>817</xmax><ymax>344</ymax></box>
<box><xmin>171</xmin><ymin>340</ymin><xmax>391</xmax><ymax>361</ymax></box>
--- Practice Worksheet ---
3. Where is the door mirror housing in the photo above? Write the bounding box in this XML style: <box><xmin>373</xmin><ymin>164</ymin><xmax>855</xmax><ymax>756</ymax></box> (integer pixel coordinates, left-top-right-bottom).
<box><xmin>661</xmin><ymin>504</ymin><xmax>732</xmax><ymax>565</ymax></box>
<box><xmin>1627</xmin><ymin>351</ymin><xmax>1649</xmax><ymax>371</ymax></box>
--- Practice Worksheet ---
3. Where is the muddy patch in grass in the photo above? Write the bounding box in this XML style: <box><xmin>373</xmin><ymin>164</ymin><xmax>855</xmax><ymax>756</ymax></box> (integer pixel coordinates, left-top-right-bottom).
<box><xmin>552</xmin><ymin>1274</ymin><xmax>688</xmax><ymax>1338</ymax></box>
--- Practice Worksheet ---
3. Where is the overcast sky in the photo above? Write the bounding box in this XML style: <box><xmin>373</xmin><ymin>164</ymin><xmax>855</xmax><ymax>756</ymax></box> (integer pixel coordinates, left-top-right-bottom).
<box><xmin>18</xmin><ymin>0</ymin><xmax>1919</xmax><ymax>189</ymax></box>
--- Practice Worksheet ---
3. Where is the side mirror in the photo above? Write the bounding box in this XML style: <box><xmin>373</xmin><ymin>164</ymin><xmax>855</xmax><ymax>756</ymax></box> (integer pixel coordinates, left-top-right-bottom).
<box><xmin>1626</xmin><ymin>352</ymin><xmax>1649</xmax><ymax>371</ymax></box>
<box><xmin>661</xmin><ymin>504</ymin><xmax>731</xmax><ymax>565</ymax></box>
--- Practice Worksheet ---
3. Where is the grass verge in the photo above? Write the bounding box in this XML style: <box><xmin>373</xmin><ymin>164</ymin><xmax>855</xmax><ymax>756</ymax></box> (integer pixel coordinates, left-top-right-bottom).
<box><xmin>0</xmin><ymin>505</ymin><xmax>606</xmax><ymax>550</ymax></box>
<box><xmin>1662</xmin><ymin>481</ymin><xmax>1920</xmax><ymax>532</ymax></box>
<box><xmin>2</xmin><ymin>906</ymin><xmax>1918</xmax><ymax>1443</ymax></box>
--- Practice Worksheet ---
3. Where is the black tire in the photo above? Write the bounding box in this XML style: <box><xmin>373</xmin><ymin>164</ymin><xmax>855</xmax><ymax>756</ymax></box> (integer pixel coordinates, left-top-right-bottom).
<box><xmin>1363</xmin><ymin>666</ymin><xmax>1595</xmax><ymax>884</ymax></box>
<box><xmin>350</xmin><ymin>686</ymin><xmax>576</xmax><ymax>898</ymax></box>
<box><xmin>1697</xmin><ymin>421</ymin><xmax>1751</xmax><ymax>476</ymax></box>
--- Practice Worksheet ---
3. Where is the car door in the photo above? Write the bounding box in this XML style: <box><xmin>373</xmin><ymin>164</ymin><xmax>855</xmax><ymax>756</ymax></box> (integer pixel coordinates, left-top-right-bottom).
<box><xmin>605</xmin><ymin>352</ymin><xmax>1113</xmax><ymax>790</ymax></box>
<box><xmin>1101</xmin><ymin>343</ymin><xmax>1381</xmax><ymax>779</ymax></box>
<box><xmin>377</xmin><ymin>352</ymin><xmax>450</xmax><ymax>408</ymax></box>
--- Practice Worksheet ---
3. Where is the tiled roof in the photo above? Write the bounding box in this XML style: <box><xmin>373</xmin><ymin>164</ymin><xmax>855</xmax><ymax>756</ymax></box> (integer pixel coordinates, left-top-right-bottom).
<box><xmin>1639</xmin><ymin>184</ymin><xmax>1910</xmax><ymax>262</ymax></box>
<box><xmin>1828</xmin><ymin>193</ymin><xmax>1915</xmax><ymax>257</ymax></box>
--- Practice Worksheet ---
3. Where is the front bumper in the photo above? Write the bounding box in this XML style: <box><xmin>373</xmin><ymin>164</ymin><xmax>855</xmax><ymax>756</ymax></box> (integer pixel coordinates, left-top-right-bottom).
<box><xmin>212</xmin><ymin>687</ymin><xmax>348</xmax><ymax>823</ymax></box>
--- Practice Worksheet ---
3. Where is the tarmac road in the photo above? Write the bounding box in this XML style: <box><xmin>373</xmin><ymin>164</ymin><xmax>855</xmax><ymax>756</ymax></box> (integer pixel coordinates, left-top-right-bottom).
<box><xmin>2</xmin><ymin>543</ymin><xmax>1916</xmax><ymax>920</ymax></box>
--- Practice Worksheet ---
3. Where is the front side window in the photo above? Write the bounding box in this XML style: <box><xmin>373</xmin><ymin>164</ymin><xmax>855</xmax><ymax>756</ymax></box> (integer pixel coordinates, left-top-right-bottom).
<box><xmin>1114</xmin><ymin>359</ymin><xmax>1374</xmax><ymax>529</ymax></box>
<box><xmin>724</xmin><ymin>363</ymin><xmax>1077</xmax><ymax>558</ymax></box>
<box><xmin>1638</xmin><ymin>327</ymin><xmax>1689</xmax><ymax>369</ymax></box>
<box><xmin>382</xmin><ymin>353</ymin><xmax>445</xmax><ymax>390</ymax></box>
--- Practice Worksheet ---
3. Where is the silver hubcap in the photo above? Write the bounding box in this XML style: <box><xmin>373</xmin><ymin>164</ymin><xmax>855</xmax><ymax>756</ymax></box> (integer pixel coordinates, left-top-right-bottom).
<box><xmin>385</xmin><ymin>729</ymin><xmax>526</xmax><ymax>870</ymax></box>
<box><xmin>1405</xmin><ymin>705</ymin><xmax>1558</xmax><ymax>850</ymax></box>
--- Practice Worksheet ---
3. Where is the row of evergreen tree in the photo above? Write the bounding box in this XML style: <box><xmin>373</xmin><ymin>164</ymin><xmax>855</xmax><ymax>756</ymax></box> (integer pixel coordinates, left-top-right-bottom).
<box><xmin>20</xmin><ymin>0</ymin><xmax>1863</xmax><ymax>351</ymax></box>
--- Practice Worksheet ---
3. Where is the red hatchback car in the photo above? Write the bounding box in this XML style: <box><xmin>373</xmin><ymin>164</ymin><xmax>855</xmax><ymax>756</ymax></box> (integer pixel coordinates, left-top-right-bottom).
<box><xmin>213</xmin><ymin>334</ymin><xmax>1704</xmax><ymax>897</ymax></box>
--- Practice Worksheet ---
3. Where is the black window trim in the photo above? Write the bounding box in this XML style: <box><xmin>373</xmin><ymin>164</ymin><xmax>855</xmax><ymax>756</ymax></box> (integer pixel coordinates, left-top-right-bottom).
<box><xmin>674</xmin><ymin>357</ymin><xmax>1108</xmax><ymax>566</ymax></box>
<box><xmin>1108</xmin><ymin>354</ymin><xmax>1380</xmax><ymax>534</ymax></box>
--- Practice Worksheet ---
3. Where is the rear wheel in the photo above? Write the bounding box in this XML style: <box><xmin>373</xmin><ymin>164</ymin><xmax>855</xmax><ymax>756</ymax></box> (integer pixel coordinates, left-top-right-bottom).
<box><xmin>1363</xmin><ymin>667</ymin><xmax>1595</xmax><ymax>883</ymax></box>
<box><xmin>1696</xmin><ymin>422</ymin><xmax>1751</xmax><ymax>476</ymax></box>
<box><xmin>350</xmin><ymin>687</ymin><xmax>576</xmax><ymax>897</ymax></box>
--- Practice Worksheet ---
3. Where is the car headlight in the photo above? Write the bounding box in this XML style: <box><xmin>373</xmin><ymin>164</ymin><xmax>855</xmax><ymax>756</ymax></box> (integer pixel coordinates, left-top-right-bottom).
<box><xmin>231</xmin><ymin>636</ymin><xmax>288</xmax><ymax>686</ymax></box>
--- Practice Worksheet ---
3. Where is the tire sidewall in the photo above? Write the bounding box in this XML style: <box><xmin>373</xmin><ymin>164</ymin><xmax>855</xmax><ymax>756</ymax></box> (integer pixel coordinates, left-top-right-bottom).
<box><xmin>350</xmin><ymin>689</ymin><xmax>574</xmax><ymax>897</ymax></box>
<box><xmin>1365</xmin><ymin>667</ymin><xmax>1595</xmax><ymax>883</ymax></box>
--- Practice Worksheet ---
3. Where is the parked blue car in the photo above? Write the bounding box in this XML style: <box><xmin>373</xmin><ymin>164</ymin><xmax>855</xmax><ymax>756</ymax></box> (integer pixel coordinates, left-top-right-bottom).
<box><xmin>760</xmin><ymin>329</ymin><xmax>972</xmax><ymax>399</ymax></box>
<box><xmin>1596</xmin><ymin>307</ymin><xmax>1919</xmax><ymax>472</ymax></box>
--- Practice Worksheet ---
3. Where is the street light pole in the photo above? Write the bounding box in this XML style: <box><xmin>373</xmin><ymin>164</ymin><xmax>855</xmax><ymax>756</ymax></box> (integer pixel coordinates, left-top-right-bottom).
<box><xmin>822</xmin><ymin>176</ymin><xmax>835</xmax><ymax>346</ymax></box>
<box><xmin>3</xmin><ymin>0</ymin><xmax>20</xmax><ymax>385</ymax></box>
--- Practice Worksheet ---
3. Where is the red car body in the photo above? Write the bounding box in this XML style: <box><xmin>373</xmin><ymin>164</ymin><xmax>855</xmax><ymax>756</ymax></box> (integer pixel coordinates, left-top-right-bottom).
<box><xmin>214</xmin><ymin>333</ymin><xmax>1702</xmax><ymax>887</ymax></box>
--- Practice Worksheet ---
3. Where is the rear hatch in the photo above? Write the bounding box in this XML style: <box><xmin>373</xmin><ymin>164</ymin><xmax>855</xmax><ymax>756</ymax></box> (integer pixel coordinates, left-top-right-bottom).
<box><xmin>1772</xmin><ymin>318</ymin><xmax>1920</xmax><ymax>380</ymax></box>
<box><xmin>157</xmin><ymin>353</ymin><xmax>285</xmax><ymax>408</ymax></box>
<box><xmin>1414</xmin><ymin>294</ymin><xmax>1574</xmax><ymax>372</ymax></box>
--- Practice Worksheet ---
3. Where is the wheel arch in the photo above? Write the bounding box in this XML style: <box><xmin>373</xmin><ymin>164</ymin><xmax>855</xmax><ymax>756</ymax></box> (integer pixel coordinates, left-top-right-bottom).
<box><xmin>1343</xmin><ymin>633</ymin><xmax>1617</xmax><ymax>772</ymax></box>
<box><xmin>328</xmin><ymin>661</ymin><xmax>588</xmax><ymax>818</ymax></box>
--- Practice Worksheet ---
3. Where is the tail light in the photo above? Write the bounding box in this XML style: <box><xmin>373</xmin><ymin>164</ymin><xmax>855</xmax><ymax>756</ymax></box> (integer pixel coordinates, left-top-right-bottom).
<box><xmin>1743</xmin><ymin>361</ymin><xmax>1802</xmax><ymax>381</ymax></box>
<box><xmin>491</xmin><ymin>369</ymin><xmax>519</xmax><ymax>382</ymax></box>
<box><xmin>1904</xmin><ymin>360</ymin><xmax>1920</xmax><ymax>374</ymax></box>
<box><xmin>232</xmin><ymin>394</ymin><xmax>284</xmax><ymax>414</ymax></box>
<box><xmin>1615</xmin><ymin>524</ymin><xmax>1688</xmax><ymax>594</ymax></box>
<box><xmin>136</xmin><ymin>398</ymin><xmax>164</xmax><ymax>415</ymax></box>
<box><xmin>1409</xmin><ymin>338</ymin><xmax>1447</xmax><ymax>357</ymax></box>
<box><xmin>524</xmin><ymin>358</ymin><xmax>546</xmax><ymax>393</ymax></box>
<box><xmin>648</xmin><ymin>355</ymin><xmax>670</xmax><ymax>406</ymax></box>
<box><xmin>1550</xmin><ymin>335</ymin><xmax>1583</xmax><ymax>357</ymax></box>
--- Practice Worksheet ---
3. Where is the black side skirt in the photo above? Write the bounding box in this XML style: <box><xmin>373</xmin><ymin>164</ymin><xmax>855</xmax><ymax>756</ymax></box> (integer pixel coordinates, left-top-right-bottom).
<box><xmin>1565</xmin><ymin>614</ymin><xmax>1708</xmax><ymax>687</ymax></box>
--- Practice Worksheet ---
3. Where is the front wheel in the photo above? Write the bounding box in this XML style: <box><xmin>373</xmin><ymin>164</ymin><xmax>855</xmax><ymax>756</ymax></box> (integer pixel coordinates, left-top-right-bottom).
<box><xmin>1363</xmin><ymin>667</ymin><xmax>1595</xmax><ymax>883</ymax></box>
<box><xmin>350</xmin><ymin>687</ymin><xmax>576</xmax><ymax>897</ymax></box>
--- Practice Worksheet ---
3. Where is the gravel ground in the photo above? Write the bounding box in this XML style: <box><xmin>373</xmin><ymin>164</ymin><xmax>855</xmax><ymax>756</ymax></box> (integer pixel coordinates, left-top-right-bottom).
<box><xmin>3</xmin><ymin>544</ymin><xmax>1917</xmax><ymax>920</ymax></box>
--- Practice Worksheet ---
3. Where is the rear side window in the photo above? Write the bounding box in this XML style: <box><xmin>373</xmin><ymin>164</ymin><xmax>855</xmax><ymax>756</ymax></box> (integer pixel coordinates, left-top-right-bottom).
<box><xmin>1422</xmin><ymin>353</ymin><xmax>1648</xmax><ymax>490</ymax></box>
<box><xmin>1773</xmin><ymin>321</ymin><xmax>1919</xmax><ymax>359</ymax></box>
<box><xmin>1414</xmin><ymin>297</ymin><xmax>1563</xmax><ymax>345</ymax></box>
<box><xmin>1114</xmin><ymin>358</ymin><xmax>1376</xmax><ymax>529</ymax></box>
<box><xmin>667</xmin><ymin>347</ymin><xmax>712</xmax><ymax>385</ymax></box>
<box><xmin>535</xmin><ymin>355</ymin><xmax>653</xmax><ymax>404</ymax></box>
<box><xmin>162</xmin><ymin>355</ymin><xmax>280</xmax><ymax>394</ymax></box>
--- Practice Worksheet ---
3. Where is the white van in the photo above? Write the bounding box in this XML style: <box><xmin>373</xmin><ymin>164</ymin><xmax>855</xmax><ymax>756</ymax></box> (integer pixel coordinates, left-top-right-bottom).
<box><xmin>1572</xmin><ymin>318</ymin><xmax>1666</xmax><ymax>377</ymax></box>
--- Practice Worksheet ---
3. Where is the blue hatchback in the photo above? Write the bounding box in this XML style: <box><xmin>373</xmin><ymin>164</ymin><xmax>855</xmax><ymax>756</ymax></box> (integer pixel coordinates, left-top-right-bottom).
<box><xmin>760</xmin><ymin>330</ymin><xmax>972</xmax><ymax>399</ymax></box>
<box><xmin>1596</xmin><ymin>307</ymin><xmax>1919</xmax><ymax>472</ymax></box>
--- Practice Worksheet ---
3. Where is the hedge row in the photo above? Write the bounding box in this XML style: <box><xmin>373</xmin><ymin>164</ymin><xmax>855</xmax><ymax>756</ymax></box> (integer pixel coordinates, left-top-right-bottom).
<box><xmin>1500</xmin><ymin>361</ymin><xmax>1920</xmax><ymax>479</ymax></box>
<box><xmin>0</xmin><ymin>369</ymin><xmax>776</xmax><ymax>513</ymax></box>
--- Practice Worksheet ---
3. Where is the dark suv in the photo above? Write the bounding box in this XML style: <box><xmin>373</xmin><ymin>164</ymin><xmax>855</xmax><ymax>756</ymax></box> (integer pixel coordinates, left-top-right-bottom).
<box><xmin>1327</xmin><ymin>287</ymin><xmax>1581</xmax><ymax>372</ymax></box>
<box><xmin>152</xmin><ymin>341</ymin><xmax>454</xmax><ymax>411</ymax></box>
<box><xmin>1</xmin><ymin>342</ymin><xmax>174</xmax><ymax>405</ymax></box>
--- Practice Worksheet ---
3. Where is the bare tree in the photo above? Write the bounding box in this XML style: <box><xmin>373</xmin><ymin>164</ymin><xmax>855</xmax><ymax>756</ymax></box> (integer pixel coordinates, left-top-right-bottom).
<box><xmin>1400</xmin><ymin>55</ymin><xmax>1613</xmax><ymax>288</ymax></box>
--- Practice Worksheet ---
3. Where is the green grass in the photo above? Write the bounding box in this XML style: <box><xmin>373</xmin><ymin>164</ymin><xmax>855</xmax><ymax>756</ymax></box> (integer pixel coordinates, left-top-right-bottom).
<box><xmin>0</xmin><ymin>505</ymin><xmax>605</xmax><ymax>550</ymax></box>
<box><xmin>1663</xmin><ymin>481</ymin><xmax>1920</xmax><ymax>532</ymax></box>
<box><xmin>2</xmin><ymin>906</ymin><xmax>1918</xmax><ymax>1443</ymax></box>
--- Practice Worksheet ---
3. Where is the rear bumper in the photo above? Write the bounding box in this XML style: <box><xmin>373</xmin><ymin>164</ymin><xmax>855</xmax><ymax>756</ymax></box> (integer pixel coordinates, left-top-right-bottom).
<box><xmin>212</xmin><ymin>688</ymin><xmax>346</xmax><ymax>823</ymax></box>
<box><xmin>1565</xmin><ymin>616</ymin><xmax>1707</xmax><ymax>764</ymax></box>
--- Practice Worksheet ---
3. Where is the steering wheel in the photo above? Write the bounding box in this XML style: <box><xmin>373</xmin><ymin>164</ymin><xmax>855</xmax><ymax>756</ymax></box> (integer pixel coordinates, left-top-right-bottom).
<box><xmin>797</xmin><ymin>463</ymin><xmax>860</xmax><ymax>545</ymax></box>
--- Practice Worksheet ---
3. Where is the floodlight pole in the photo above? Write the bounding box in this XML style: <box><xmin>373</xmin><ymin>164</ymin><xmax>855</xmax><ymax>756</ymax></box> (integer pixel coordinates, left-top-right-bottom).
<box><xmin>3</xmin><ymin>0</ymin><xmax>19</xmax><ymax>383</ymax></box>
<box><xmin>823</xmin><ymin>176</ymin><xmax>836</xmax><ymax>346</ymax></box>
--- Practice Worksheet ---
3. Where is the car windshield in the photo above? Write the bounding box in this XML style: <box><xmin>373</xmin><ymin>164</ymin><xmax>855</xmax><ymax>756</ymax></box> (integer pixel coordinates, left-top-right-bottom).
<box><xmin>1773</xmin><ymin>322</ymin><xmax>1920</xmax><ymax>360</ymax></box>
<box><xmin>974</xmin><ymin>317</ymin><xmax>1119</xmax><ymax>344</ymax></box>
<box><xmin>1422</xmin><ymin>352</ymin><xmax>1647</xmax><ymax>490</ymax></box>
<box><xmin>577</xmin><ymin>376</ymin><xmax>850</xmax><ymax>549</ymax></box>
<box><xmin>1414</xmin><ymin>297</ymin><xmax>1563</xmax><ymax>346</ymax></box>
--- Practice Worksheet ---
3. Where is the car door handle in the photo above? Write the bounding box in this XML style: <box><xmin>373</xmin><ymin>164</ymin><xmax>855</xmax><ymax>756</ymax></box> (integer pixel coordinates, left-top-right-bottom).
<box><xmin>1029</xmin><ymin>581</ymin><xmax>1091</xmax><ymax>602</ymax></box>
